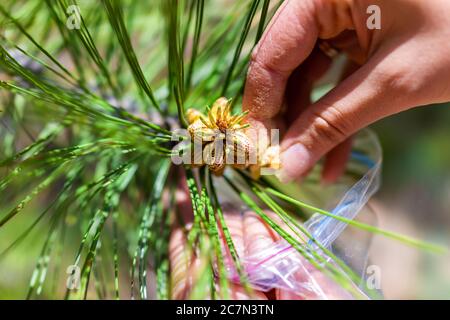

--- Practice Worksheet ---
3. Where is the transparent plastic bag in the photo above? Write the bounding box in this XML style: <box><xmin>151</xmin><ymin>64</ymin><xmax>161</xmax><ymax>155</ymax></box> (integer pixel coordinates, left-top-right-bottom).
<box><xmin>219</xmin><ymin>129</ymin><xmax>382</xmax><ymax>299</ymax></box>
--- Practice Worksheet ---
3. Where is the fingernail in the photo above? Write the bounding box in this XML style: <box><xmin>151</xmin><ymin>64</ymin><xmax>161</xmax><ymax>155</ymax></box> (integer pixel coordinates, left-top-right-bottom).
<box><xmin>276</xmin><ymin>144</ymin><xmax>311</xmax><ymax>183</ymax></box>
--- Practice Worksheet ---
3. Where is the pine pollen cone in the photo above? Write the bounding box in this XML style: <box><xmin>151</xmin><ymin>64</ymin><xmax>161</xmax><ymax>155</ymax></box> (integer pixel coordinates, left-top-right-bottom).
<box><xmin>186</xmin><ymin>97</ymin><xmax>280</xmax><ymax>178</ymax></box>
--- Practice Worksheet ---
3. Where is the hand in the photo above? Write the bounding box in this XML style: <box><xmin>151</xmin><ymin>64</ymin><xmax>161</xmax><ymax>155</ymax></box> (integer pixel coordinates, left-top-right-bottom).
<box><xmin>243</xmin><ymin>0</ymin><xmax>450</xmax><ymax>183</ymax></box>
<box><xmin>169</xmin><ymin>185</ymin><xmax>352</xmax><ymax>299</ymax></box>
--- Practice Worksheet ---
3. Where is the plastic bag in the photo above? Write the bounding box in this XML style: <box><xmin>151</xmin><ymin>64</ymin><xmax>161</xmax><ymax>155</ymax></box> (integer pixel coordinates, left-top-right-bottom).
<box><xmin>220</xmin><ymin>129</ymin><xmax>382</xmax><ymax>299</ymax></box>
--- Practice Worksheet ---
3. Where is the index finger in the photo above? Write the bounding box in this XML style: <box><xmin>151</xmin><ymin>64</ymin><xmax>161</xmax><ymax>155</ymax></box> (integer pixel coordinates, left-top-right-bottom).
<box><xmin>243</xmin><ymin>0</ymin><xmax>355</xmax><ymax>120</ymax></box>
<box><xmin>242</xmin><ymin>0</ymin><xmax>319</xmax><ymax>120</ymax></box>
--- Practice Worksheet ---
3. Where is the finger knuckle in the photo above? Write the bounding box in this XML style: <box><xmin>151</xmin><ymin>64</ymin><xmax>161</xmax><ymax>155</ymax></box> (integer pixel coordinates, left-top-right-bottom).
<box><xmin>249</xmin><ymin>51</ymin><xmax>286</xmax><ymax>80</ymax></box>
<box><xmin>309</xmin><ymin>104</ymin><xmax>350</xmax><ymax>144</ymax></box>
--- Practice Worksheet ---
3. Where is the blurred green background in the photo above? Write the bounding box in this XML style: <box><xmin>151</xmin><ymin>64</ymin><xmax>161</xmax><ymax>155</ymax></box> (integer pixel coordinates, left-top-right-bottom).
<box><xmin>369</xmin><ymin>102</ymin><xmax>450</xmax><ymax>299</ymax></box>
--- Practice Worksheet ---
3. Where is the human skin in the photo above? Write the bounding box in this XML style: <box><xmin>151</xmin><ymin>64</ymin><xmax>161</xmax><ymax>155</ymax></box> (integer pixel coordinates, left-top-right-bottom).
<box><xmin>243</xmin><ymin>0</ymin><xmax>450</xmax><ymax>183</ymax></box>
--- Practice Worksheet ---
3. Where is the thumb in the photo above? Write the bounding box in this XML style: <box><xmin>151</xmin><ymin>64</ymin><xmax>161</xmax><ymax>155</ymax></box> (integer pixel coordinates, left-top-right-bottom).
<box><xmin>277</xmin><ymin>53</ymin><xmax>416</xmax><ymax>183</ymax></box>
